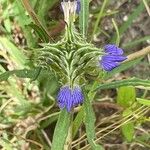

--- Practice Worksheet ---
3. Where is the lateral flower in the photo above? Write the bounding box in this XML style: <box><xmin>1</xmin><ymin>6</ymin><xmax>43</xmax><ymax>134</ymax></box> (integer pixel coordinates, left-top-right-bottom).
<box><xmin>100</xmin><ymin>44</ymin><xmax>127</xmax><ymax>71</ymax></box>
<box><xmin>57</xmin><ymin>85</ymin><xmax>84</xmax><ymax>112</ymax></box>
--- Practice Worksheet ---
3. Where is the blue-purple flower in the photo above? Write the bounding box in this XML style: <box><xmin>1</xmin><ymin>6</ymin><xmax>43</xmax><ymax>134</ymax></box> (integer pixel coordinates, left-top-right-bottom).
<box><xmin>100</xmin><ymin>44</ymin><xmax>127</xmax><ymax>71</ymax></box>
<box><xmin>57</xmin><ymin>85</ymin><xmax>84</xmax><ymax>112</ymax></box>
<box><xmin>76</xmin><ymin>0</ymin><xmax>81</xmax><ymax>14</ymax></box>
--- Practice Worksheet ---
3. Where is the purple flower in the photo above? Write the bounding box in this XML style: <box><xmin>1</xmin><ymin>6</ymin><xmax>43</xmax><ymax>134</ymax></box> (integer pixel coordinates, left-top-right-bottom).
<box><xmin>76</xmin><ymin>0</ymin><xmax>81</xmax><ymax>14</ymax></box>
<box><xmin>57</xmin><ymin>85</ymin><xmax>84</xmax><ymax>112</ymax></box>
<box><xmin>100</xmin><ymin>44</ymin><xmax>127</xmax><ymax>71</ymax></box>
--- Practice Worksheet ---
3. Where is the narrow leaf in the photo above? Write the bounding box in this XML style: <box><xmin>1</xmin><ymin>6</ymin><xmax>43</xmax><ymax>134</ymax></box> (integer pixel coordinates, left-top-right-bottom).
<box><xmin>94</xmin><ymin>78</ymin><xmax>150</xmax><ymax>91</ymax></box>
<box><xmin>137</xmin><ymin>98</ymin><xmax>150</xmax><ymax>106</ymax></box>
<box><xmin>83</xmin><ymin>89</ymin><xmax>104</xmax><ymax>150</ymax></box>
<box><xmin>37</xmin><ymin>0</ymin><xmax>59</xmax><ymax>26</ymax></box>
<box><xmin>29</xmin><ymin>24</ymin><xmax>49</xmax><ymax>42</ymax></box>
<box><xmin>51</xmin><ymin>109</ymin><xmax>71</xmax><ymax>150</ymax></box>
<box><xmin>79</xmin><ymin>0</ymin><xmax>90</xmax><ymax>37</ymax></box>
<box><xmin>0</xmin><ymin>37</ymin><xmax>28</xmax><ymax>67</ymax></box>
<box><xmin>72</xmin><ymin>107</ymin><xmax>84</xmax><ymax>138</ymax></box>
<box><xmin>0</xmin><ymin>67</ymin><xmax>41</xmax><ymax>82</ymax></box>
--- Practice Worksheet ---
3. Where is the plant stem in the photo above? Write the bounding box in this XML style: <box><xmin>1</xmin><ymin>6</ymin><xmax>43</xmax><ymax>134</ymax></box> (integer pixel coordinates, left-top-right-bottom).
<box><xmin>64</xmin><ymin>111</ymin><xmax>73</xmax><ymax>150</ymax></box>
<box><xmin>124</xmin><ymin>46</ymin><xmax>150</xmax><ymax>62</ymax></box>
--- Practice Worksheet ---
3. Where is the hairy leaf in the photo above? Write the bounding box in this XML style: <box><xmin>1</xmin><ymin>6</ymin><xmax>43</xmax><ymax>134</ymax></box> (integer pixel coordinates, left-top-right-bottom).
<box><xmin>83</xmin><ymin>89</ymin><xmax>104</xmax><ymax>150</ymax></box>
<box><xmin>95</xmin><ymin>78</ymin><xmax>150</xmax><ymax>91</ymax></box>
<box><xmin>51</xmin><ymin>109</ymin><xmax>71</xmax><ymax>150</ymax></box>
<box><xmin>0</xmin><ymin>67</ymin><xmax>41</xmax><ymax>82</ymax></box>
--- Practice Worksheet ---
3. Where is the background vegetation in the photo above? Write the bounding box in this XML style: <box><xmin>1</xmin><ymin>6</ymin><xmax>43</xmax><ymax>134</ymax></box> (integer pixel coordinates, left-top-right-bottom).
<box><xmin>0</xmin><ymin>0</ymin><xmax>150</xmax><ymax>150</ymax></box>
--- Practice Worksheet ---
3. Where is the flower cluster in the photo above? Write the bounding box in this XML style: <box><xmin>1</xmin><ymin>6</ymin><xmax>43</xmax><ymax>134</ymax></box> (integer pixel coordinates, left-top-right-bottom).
<box><xmin>100</xmin><ymin>44</ymin><xmax>127</xmax><ymax>71</ymax></box>
<box><xmin>57</xmin><ymin>44</ymin><xmax>127</xmax><ymax>111</ymax></box>
<box><xmin>57</xmin><ymin>85</ymin><xmax>84</xmax><ymax>112</ymax></box>
<box><xmin>57</xmin><ymin>2</ymin><xmax>127</xmax><ymax>112</ymax></box>
<box><xmin>36</xmin><ymin>1</ymin><xmax>127</xmax><ymax>112</ymax></box>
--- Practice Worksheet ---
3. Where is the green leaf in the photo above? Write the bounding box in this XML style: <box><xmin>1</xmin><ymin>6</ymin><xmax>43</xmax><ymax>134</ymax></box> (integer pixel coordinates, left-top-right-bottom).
<box><xmin>51</xmin><ymin>109</ymin><xmax>71</xmax><ymax>150</ymax></box>
<box><xmin>121</xmin><ymin>109</ymin><xmax>135</xmax><ymax>142</ymax></box>
<box><xmin>72</xmin><ymin>73</ymin><xmax>104</xmax><ymax>139</ymax></box>
<box><xmin>137</xmin><ymin>98</ymin><xmax>150</xmax><ymax>106</ymax></box>
<box><xmin>0</xmin><ymin>37</ymin><xmax>28</xmax><ymax>67</ymax></box>
<box><xmin>135</xmin><ymin>133</ymin><xmax>150</xmax><ymax>142</ymax></box>
<box><xmin>117</xmin><ymin>86</ymin><xmax>136</xmax><ymax>108</ymax></box>
<box><xmin>0</xmin><ymin>65</ymin><xmax>35</xmax><ymax>106</ymax></box>
<box><xmin>122</xmin><ymin>122</ymin><xmax>134</xmax><ymax>142</ymax></box>
<box><xmin>83</xmin><ymin>89</ymin><xmax>104</xmax><ymax>150</ymax></box>
<box><xmin>3</xmin><ymin>18</ymin><xmax>11</xmax><ymax>33</ymax></box>
<box><xmin>0</xmin><ymin>71</ymin><xmax>12</xmax><ymax>81</ymax></box>
<box><xmin>72</xmin><ymin>107</ymin><xmax>84</xmax><ymax>138</ymax></box>
<box><xmin>29</xmin><ymin>24</ymin><xmax>49</xmax><ymax>42</ymax></box>
<box><xmin>79</xmin><ymin>0</ymin><xmax>90</xmax><ymax>37</ymax></box>
<box><xmin>94</xmin><ymin>78</ymin><xmax>150</xmax><ymax>91</ymax></box>
<box><xmin>0</xmin><ymin>67</ymin><xmax>41</xmax><ymax>82</ymax></box>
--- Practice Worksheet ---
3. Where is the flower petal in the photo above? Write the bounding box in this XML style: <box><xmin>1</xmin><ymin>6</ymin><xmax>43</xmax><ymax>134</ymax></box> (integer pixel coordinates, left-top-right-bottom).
<box><xmin>72</xmin><ymin>86</ymin><xmax>84</xmax><ymax>106</ymax></box>
<box><xmin>76</xmin><ymin>0</ymin><xmax>81</xmax><ymax>14</ymax></box>
<box><xmin>104</xmin><ymin>44</ymin><xmax>124</xmax><ymax>55</ymax></box>
<box><xmin>101</xmin><ymin>60</ymin><xmax>119</xmax><ymax>71</ymax></box>
<box><xmin>102</xmin><ymin>55</ymin><xmax>127</xmax><ymax>62</ymax></box>
<box><xmin>57</xmin><ymin>85</ymin><xmax>84</xmax><ymax>112</ymax></box>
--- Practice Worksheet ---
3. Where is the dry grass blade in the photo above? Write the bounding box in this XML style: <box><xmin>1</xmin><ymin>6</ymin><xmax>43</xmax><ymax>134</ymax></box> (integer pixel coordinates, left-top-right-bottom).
<box><xmin>143</xmin><ymin>0</ymin><xmax>150</xmax><ymax>16</ymax></box>
<box><xmin>72</xmin><ymin>105</ymin><xmax>147</xmax><ymax>148</ymax></box>
<box><xmin>41</xmin><ymin>129</ymin><xmax>52</xmax><ymax>147</ymax></box>
<box><xmin>72</xmin><ymin>111</ymin><xmax>119</xmax><ymax>146</ymax></box>
<box><xmin>79</xmin><ymin>106</ymin><xmax>149</xmax><ymax>150</ymax></box>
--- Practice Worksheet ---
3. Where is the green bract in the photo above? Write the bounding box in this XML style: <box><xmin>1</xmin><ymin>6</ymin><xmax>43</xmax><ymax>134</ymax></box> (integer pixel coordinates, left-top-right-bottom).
<box><xmin>34</xmin><ymin>23</ymin><xmax>103</xmax><ymax>87</ymax></box>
